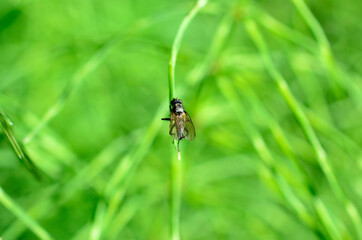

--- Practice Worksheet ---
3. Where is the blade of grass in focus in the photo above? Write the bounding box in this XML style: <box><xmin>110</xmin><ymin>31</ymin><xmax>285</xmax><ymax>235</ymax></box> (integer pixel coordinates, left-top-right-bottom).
<box><xmin>167</xmin><ymin>1</ymin><xmax>208</xmax><ymax>239</ymax></box>
<box><xmin>168</xmin><ymin>0</ymin><xmax>208</xmax><ymax>102</ymax></box>
<box><xmin>22</xmin><ymin>10</ymin><xmax>183</xmax><ymax>145</ymax></box>
<box><xmin>92</xmin><ymin>2</ymin><xmax>210</xmax><ymax>237</ymax></box>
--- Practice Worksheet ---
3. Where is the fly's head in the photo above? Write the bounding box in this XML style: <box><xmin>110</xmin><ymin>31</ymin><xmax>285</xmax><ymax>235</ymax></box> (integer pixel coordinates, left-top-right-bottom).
<box><xmin>171</xmin><ymin>98</ymin><xmax>184</xmax><ymax>115</ymax></box>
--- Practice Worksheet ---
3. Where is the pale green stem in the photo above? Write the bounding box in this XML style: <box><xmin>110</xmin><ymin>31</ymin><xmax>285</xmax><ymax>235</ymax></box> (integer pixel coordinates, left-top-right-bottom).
<box><xmin>168</xmin><ymin>1</ymin><xmax>208</xmax><ymax>239</ymax></box>
<box><xmin>168</xmin><ymin>0</ymin><xmax>208</xmax><ymax>102</ymax></box>
<box><xmin>23</xmin><ymin>12</ymin><xmax>174</xmax><ymax>144</ymax></box>
<box><xmin>171</xmin><ymin>145</ymin><xmax>182</xmax><ymax>240</ymax></box>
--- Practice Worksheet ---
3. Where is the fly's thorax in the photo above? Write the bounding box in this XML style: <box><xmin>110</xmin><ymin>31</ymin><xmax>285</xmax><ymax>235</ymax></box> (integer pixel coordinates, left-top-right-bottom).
<box><xmin>175</xmin><ymin>105</ymin><xmax>184</xmax><ymax>114</ymax></box>
<box><xmin>171</xmin><ymin>98</ymin><xmax>184</xmax><ymax>114</ymax></box>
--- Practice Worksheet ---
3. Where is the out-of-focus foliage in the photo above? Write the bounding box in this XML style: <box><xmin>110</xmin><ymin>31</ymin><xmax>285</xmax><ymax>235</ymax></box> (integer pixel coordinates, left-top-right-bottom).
<box><xmin>0</xmin><ymin>0</ymin><xmax>361</xmax><ymax>239</ymax></box>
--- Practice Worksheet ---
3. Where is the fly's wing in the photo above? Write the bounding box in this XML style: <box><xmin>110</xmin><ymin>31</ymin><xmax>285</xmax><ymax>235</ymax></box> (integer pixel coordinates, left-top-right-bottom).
<box><xmin>169</xmin><ymin>113</ymin><xmax>178</xmax><ymax>140</ymax></box>
<box><xmin>182</xmin><ymin>111</ymin><xmax>195</xmax><ymax>141</ymax></box>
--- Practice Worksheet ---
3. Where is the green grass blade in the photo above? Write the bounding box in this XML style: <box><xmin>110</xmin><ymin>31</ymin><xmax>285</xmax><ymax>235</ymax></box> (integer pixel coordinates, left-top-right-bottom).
<box><xmin>245</xmin><ymin>19</ymin><xmax>362</xmax><ymax>239</ymax></box>
<box><xmin>234</xmin><ymin>77</ymin><xmax>346</xmax><ymax>240</ymax></box>
<box><xmin>186</xmin><ymin>3</ymin><xmax>234</xmax><ymax>86</ymax></box>
<box><xmin>0</xmin><ymin>111</ymin><xmax>41</xmax><ymax>179</ymax></box>
<box><xmin>98</xmin><ymin>102</ymin><xmax>166</xmax><ymax>238</ymax></box>
<box><xmin>167</xmin><ymin>1</ymin><xmax>208</xmax><ymax>239</ymax></box>
<box><xmin>21</xmin><ymin>10</ymin><xmax>178</xmax><ymax>145</ymax></box>
<box><xmin>1</xmin><ymin>132</ymin><xmax>137</xmax><ymax>239</ymax></box>
<box><xmin>0</xmin><ymin>187</ymin><xmax>53</xmax><ymax>240</ymax></box>
<box><xmin>23</xmin><ymin>40</ymin><xmax>115</xmax><ymax>144</ymax></box>
<box><xmin>89</xmin><ymin>201</ymin><xmax>106</xmax><ymax>240</ymax></box>
<box><xmin>168</xmin><ymin>0</ymin><xmax>208</xmax><ymax>102</ymax></box>
<box><xmin>290</xmin><ymin>0</ymin><xmax>359</xmax><ymax>102</ymax></box>
<box><xmin>171</xmin><ymin>146</ymin><xmax>182</xmax><ymax>240</ymax></box>
<box><xmin>255</xmin><ymin>9</ymin><xmax>316</xmax><ymax>52</ymax></box>
<box><xmin>216</xmin><ymin>76</ymin><xmax>323</xmax><ymax>238</ymax></box>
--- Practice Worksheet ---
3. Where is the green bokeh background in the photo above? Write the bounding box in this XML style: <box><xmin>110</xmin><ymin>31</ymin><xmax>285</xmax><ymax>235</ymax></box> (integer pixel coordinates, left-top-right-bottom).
<box><xmin>0</xmin><ymin>0</ymin><xmax>361</xmax><ymax>239</ymax></box>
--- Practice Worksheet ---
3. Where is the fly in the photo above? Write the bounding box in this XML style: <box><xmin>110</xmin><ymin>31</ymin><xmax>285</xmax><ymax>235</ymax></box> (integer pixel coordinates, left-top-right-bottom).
<box><xmin>162</xmin><ymin>98</ymin><xmax>195</xmax><ymax>150</ymax></box>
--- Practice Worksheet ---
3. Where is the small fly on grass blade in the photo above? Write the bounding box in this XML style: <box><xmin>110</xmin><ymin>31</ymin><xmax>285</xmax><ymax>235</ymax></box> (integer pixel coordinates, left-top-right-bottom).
<box><xmin>162</xmin><ymin>98</ymin><xmax>195</xmax><ymax>151</ymax></box>
<box><xmin>0</xmin><ymin>111</ymin><xmax>41</xmax><ymax>180</ymax></box>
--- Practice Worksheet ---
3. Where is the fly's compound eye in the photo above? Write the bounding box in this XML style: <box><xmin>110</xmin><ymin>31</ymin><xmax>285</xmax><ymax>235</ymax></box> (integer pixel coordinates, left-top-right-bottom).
<box><xmin>171</xmin><ymin>98</ymin><xmax>183</xmax><ymax>106</ymax></box>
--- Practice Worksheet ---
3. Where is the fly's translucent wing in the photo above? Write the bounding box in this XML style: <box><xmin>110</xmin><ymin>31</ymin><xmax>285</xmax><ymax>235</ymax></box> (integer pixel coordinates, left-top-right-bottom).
<box><xmin>169</xmin><ymin>113</ymin><xmax>178</xmax><ymax>140</ymax></box>
<box><xmin>183</xmin><ymin>111</ymin><xmax>195</xmax><ymax>141</ymax></box>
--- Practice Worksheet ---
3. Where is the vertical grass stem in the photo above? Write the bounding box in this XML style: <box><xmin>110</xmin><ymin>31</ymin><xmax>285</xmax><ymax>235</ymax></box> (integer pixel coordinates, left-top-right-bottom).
<box><xmin>168</xmin><ymin>0</ymin><xmax>208</xmax><ymax>102</ymax></box>
<box><xmin>168</xmin><ymin>1</ymin><xmax>207</xmax><ymax>239</ymax></box>
<box><xmin>171</xmin><ymin>147</ymin><xmax>182</xmax><ymax>240</ymax></box>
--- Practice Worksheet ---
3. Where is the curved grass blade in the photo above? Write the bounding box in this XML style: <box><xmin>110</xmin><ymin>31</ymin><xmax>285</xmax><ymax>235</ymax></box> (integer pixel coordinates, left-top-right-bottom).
<box><xmin>216</xmin><ymin>77</ymin><xmax>326</xmax><ymax>238</ymax></box>
<box><xmin>98</xmin><ymin>102</ymin><xmax>166</xmax><ymax>239</ymax></box>
<box><xmin>1</xmin><ymin>131</ymin><xmax>136</xmax><ymax>240</ymax></box>
<box><xmin>22</xmin><ymin>8</ymin><xmax>189</xmax><ymax>145</ymax></box>
<box><xmin>167</xmin><ymin>1</ymin><xmax>208</xmax><ymax>240</ymax></box>
<box><xmin>168</xmin><ymin>0</ymin><xmax>208</xmax><ymax>102</ymax></box>
<box><xmin>235</xmin><ymin>79</ymin><xmax>347</xmax><ymax>239</ymax></box>
<box><xmin>290</xmin><ymin>0</ymin><xmax>360</xmax><ymax>103</ymax></box>
<box><xmin>255</xmin><ymin>9</ymin><xmax>316</xmax><ymax>53</ymax></box>
<box><xmin>0</xmin><ymin>111</ymin><xmax>41</xmax><ymax>180</ymax></box>
<box><xmin>1</xmin><ymin>9</ymin><xmax>192</xmax><ymax>239</ymax></box>
<box><xmin>22</xmin><ymin>39</ymin><xmax>114</xmax><ymax>145</ymax></box>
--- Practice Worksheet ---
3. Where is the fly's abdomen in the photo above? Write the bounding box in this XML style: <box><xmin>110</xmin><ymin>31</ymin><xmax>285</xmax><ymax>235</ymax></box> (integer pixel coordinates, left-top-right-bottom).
<box><xmin>176</xmin><ymin>118</ymin><xmax>185</xmax><ymax>140</ymax></box>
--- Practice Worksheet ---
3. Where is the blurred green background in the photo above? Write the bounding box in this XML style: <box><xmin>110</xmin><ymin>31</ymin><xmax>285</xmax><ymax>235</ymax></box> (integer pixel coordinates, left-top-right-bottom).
<box><xmin>1</xmin><ymin>0</ymin><xmax>361</xmax><ymax>239</ymax></box>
